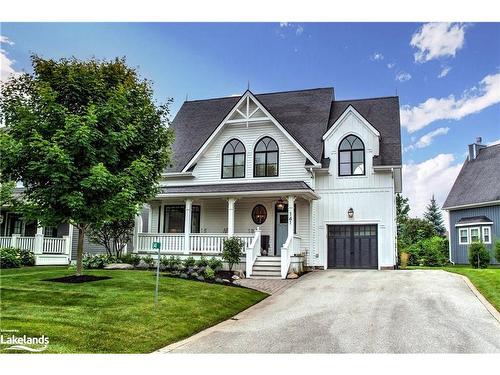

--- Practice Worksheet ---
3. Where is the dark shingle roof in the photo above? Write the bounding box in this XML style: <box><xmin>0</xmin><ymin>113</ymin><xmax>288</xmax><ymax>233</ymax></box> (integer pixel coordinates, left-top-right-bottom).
<box><xmin>328</xmin><ymin>96</ymin><xmax>402</xmax><ymax>166</ymax></box>
<box><xmin>159</xmin><ymin>181</ymin><xmax>313</xmax><ymax>195</ymax></box>
<box><xmin>443</xmin><ymin>144</ymin><xmax>500</xmax><ymax>209</ymax></box>
<box><xmin>456</xmin><ymin>216</ymin><xmax>493</xmax><ymax>225</ymax></box>
<box><xmin>167</xmin><ymin>89</ymin><xmax>402</xmax><ymax>172</ymax></box>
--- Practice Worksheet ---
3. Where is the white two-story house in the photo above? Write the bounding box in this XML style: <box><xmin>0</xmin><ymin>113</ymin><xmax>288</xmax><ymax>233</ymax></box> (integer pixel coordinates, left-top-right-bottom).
<box><xmin>134</xmin><ymin>87</ymin><xmax>402</xmax><ymax>278</ymax></box>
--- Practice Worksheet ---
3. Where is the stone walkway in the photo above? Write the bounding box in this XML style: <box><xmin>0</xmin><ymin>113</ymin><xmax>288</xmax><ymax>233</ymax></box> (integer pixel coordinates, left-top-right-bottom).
<box><xmin>236</xmin><ymin>277</ymin><xmax>298</xmax><ymax>294</ymax></box>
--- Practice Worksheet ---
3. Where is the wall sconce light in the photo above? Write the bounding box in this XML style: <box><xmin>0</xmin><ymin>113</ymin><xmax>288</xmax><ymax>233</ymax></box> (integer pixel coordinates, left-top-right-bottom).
<box><xmin>348</xmin><ymin>207</ymin><xmax>354</xmax><ymax>218</ymax></box>
<box><xmin>276</xmin><ymin>198</ymin><xmax>285</xmax><ymax>211</ymax></box>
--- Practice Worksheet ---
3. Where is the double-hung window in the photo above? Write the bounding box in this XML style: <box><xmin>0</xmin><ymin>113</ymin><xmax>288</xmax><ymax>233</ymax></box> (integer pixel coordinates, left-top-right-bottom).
<box><xmin>470</xmin><ymin>227</ymin><xmax>480</xmax><ymax>243</ymax></box>
<box><xmin>482</xmin><ymin>227</ymin><xmax>491</xmax><ymax>244</ymax></box>
<box><xmin>458</xmin><ymin>228</ymin><xmax>469</xmax><ymax>245</ymax></box>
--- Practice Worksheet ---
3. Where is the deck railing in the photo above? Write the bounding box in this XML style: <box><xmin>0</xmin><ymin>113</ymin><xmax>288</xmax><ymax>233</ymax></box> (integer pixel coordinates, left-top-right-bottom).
<box><xmin>43</xmin><ymin>238</ymin><xmax>67</xmax><ymax>254</ymax></box>
<box><xmin>0</xmin><ymin>234</ymin><xmax>70</xmax><ymax>255</ymax></box>
<box><xmin>136</xmin><ymin>232</ymin><xmax>254</xmax><ymax>254</ymax></box>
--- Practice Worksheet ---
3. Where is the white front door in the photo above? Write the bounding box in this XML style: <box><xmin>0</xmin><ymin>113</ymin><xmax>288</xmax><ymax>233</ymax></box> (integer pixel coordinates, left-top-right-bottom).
<box><xmin>276</xmin><ymin>212</ymin><xmax>288</xmax><ymax>256</ymax></box>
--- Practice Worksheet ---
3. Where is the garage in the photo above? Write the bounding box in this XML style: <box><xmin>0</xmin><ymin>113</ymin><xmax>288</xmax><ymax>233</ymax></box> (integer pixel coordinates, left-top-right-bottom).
<box><xmin>327</xmin><ymin>225</ymin><xmax>378</xmax><ymax>269</ymax></box>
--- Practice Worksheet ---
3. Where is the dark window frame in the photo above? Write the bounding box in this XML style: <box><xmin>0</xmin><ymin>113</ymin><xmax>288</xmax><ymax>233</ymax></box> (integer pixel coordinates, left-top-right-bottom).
<box><xmin>162</xmin><ymin>205</ymin><xmax>201</xmax><ymax>233</ymax></box>
<box><xmin>253</xmin><ymin>136</ymin><xmax>279</xmax><ymax>177</ymax></box>
<box><xmin>338</xmin><ymin>135</ymin><xmax>366</xmax><ymax>177</ymax></box>
<box><xmin>251</xmin><ymin>204</ymin><xmax>267</xmax><ymax>225</ymax></box>
<box><xmin>221</xmin><ymin>138</ymin><xmax>246</xmax><ymax>179</ymax></box>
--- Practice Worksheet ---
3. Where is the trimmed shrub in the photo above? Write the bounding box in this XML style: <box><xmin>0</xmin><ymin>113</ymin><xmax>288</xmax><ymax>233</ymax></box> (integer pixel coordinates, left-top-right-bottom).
<box><xmin>83</xmin><ymin>253</ymin><xmax>117</xmax><ymax>269</ymax></box>
<box><xmin>495</xmin><ymin>240</ymin><xmax>500</xmax><ymax>263</ymax></box>
<box><xmin>142</xmin><ymin>254</ymin><xmax>155</xmax><ymax>268</ymax></box>
<box><xmin>119</xmin><ymin>253</ymin><xmax>141</xmax><ymax>266</ymax></box>
<box><xmin>468</xmin><ymin>242</ymin><xmax>490</xmax><ymax>269</ymax></box>
<box><xmin>420</xmin><ymin>236</ymin><xmax>447</xmax><ymax>266</ymax></box>
<box><xmin>182</xmin><ymin>256</ymin><xmax>196</xmax><ymax>270</ymax></box>
<box><xmin>208</xmin><ymin>257</ymin><xmax>223</xmax><ymax>271</ymax></box>
<box><xmin>203</xmin><ymin>265</ymin><xmax>215</xmax><ymax>280</ymax></box>
<box><xmin>195</xmin><ymin>256</ymin><xmax>209</xmax><ymax>268</ymax></box>
<box><xmin>222</xmin><ymin>237</ymin><xmax>243</xmax><ymax>271</ymax></box>
<box><xmin>19</xmin><ymin>249</ymin><xmax>35</xmax><ymax>266</ymax></box>
<box><xmin>0</xmin><ymin>247</ymin><xmax>21</xmax><ymax>269</ymax></box>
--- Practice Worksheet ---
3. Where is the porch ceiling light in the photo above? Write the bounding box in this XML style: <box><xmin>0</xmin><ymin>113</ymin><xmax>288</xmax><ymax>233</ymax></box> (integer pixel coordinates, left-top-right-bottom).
<box><xmin>276</xmin><ymin>198</ymin><xmax>285</xmax><ymax>211</ymax></box>
<box><xmin>348</xmin><ymin>207</ymin><xmax>354</xmax><ymax>218</ymax></box>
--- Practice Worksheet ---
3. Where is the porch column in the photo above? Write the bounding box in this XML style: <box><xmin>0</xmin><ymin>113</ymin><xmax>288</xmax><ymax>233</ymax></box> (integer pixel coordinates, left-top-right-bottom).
<box><xmin>184</xmin><ymin>199</ymin><xmax>192</xmax><ymax>254</ymax></box>
<box><xmin>227</xmin><ymin>198</ymin><xmax>237</xmax><ymax>237</ymax></box>
<box><xmin>34</xmin><ymin>222</ymin><xmax>44</xmax><ymax>255</ymax></box>
<box><xmin>287</xmin><ymin>196</ymin><xmax>296</xmax><ymax>249</ymax></box>
<box><xmin>133</xmin><ymin>214</ymin><xmax>143</xmax><ymax>254</ymax></box>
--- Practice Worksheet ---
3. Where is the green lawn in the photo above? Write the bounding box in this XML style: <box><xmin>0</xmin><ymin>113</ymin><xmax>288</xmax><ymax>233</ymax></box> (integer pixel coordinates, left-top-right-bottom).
<box><xmin>0</xmin><ymin>267</ymin><xmax>267</xmax><ymax>353</ymax></box>
<box><xmin>408</xmin><ymin>265</ymin><xmax>500</xmax><ymax>312</ymax></box>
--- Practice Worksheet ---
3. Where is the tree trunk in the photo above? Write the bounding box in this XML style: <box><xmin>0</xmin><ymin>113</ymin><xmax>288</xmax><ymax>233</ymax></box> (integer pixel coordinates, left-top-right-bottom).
<box><xmin>76</xmin><ymin>226</ymin><xmax>85</xmax><ymax>276</ymax></box>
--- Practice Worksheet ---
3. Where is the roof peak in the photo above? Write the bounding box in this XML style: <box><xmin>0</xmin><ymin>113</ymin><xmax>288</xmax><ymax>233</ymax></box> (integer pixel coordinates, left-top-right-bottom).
<box><xmin>185</xmin><ymin>87</ymin><xmax>334</xmax><ymax>103</ymax></box>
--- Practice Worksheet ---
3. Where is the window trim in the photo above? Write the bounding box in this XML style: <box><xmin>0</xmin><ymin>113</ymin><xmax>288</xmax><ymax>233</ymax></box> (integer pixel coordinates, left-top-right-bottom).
<box><xmin>251</xmin><ymin>204</ymin><xmax>267</xmax><ymax>225</ymax></box>
<box><xmin>470</xmin><ymin>227</ymin><xmax>480</xmax><ymax>243</ymax></box>
<box><xmin>221</xmin><ymin>138</ymin><xmax>246</xmax><ymax>179</ymax></box>
<box><xmin>482</xmin><ymin>226</ymin><xmax>491</xmax><ymax>244</ymax></box>
<box><xmin>458</xmin><ymin>228</ymin><xmax>469</xmax><ymax>245</ymax></box>
<box><xmin>338</xmin><ymin>134</ymin><xmax>366</xmax><ymax>177</ymax></box>
<box><xmin>253</xmin><ymin>136</ymin><xmax>279</xmax><ymax>178</ymax></box>
<box><xmin>163</xmin><ymin>205</ymin><xmax>201</xmax><ymax>234</ymax></box>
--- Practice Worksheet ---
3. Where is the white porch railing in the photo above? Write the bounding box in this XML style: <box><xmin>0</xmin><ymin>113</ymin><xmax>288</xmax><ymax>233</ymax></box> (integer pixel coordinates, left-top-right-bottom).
<box><xmin>280</xmin><ymin>234</ymin><xmax>301</xmax><ymax>279</ymax></box>
<box><xmin>245</xmin><ymin>228</ymin><xmax>261</xmax><ymax>277</ymax></box>
<box><xmin>17</xmin><ymin>236</ymin><xmax>36</xmax><ymax>251</ymax></box>
<box><xmin>43</xmin><ymin>238</ymin><xmax>67</xmax><ymax>254</ymax></box>
<box><xmin>0</xmin><ymin>234</ymin><xmax>71</xmax><ymax>264</ymax></box>
<box><xmin>136</xmin><ymin>232</ymin><xmax>254</xmax><ymax>254</ymax></box>
<box><xmin>0</xmin><ymin>237</ymin><xmax>11</xmax><ymax>248</ymax></box>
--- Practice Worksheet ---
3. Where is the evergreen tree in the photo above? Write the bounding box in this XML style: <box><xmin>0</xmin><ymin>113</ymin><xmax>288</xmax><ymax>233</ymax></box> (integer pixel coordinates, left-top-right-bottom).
<box><xmin>423</xmin><ymin>195</ymin><xmax>446</xmax><ymax>237</ymax></box>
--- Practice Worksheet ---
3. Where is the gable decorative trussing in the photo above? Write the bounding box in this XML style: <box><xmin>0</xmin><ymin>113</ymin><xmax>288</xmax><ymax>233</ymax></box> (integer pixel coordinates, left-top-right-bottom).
<box><xmin>227</xmin><ymin>95</ymin><xmax>268</xmax><ymax>123</ymax></box>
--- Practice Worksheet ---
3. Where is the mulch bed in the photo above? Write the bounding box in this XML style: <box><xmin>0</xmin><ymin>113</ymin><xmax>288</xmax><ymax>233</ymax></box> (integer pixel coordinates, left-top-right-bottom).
<box><xmin>43</xmin><ymin>275</ymin><xmax>112</xmax><ymax>284</ymax></box>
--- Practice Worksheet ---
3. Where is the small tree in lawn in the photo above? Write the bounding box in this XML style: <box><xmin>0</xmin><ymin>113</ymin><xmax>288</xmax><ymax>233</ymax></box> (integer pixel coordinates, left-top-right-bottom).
<box><xmin>87</xmin><ymin>218</ymin><xmax>135</xmax><ymax>258</ymax></box>
<box><xmin>468</xmin><ymin>242</ymin><xmax>490</xmax><ymax>269</ymax></box>
<box><xmin>0</xmin><ymin>56</ymin><xmax>173</xmax><ymax>275</ymax></box>
<box><xmin>222</xmin><ymin>237</ymin><xmax>244</xmax><ymax>271</ymax></box>
<box><xmin>495</xmin><ymin>240</ymin><xmax>500</xmax><ymax>264</ymax></box>
<box><xmin>423</xmin><ymin>195</ymin><xmax>446</xmax><ymax>237</ymax></box>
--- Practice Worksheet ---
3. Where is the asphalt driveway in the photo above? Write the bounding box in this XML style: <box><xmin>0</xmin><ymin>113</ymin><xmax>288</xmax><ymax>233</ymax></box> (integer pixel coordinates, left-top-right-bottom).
<box><xmin>159</xmin><ymin>270</ymin><xmax>500</xmax><ymax>353</ymax></box>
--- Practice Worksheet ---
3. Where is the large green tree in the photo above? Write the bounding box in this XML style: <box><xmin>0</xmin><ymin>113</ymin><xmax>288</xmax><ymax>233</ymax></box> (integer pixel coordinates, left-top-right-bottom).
<box><xmin>396</xmin><ymin>193</ymin><xmax>410</xmax><ymax>237</ymax></box>
<box><xmin>0</xmin><ymin>56</ymin><xmax>173</xmax><ymax>274</ymax></box>
<box><xmin>423</xmin><ymin>195</ymin><xmax>446</xmax><ymax>237</ymax></box>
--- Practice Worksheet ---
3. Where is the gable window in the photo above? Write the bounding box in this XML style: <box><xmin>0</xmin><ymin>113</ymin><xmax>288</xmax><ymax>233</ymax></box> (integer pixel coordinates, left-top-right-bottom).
<box><xmin>470</xmin><ymin>227</ymin><xmax>480</xmax><ymax>243</ymax></box>
<box><xmin>338</xmin><ymin>135</ymin><xmax>365</xmax><ymax>176</ymax></box>
<box><xmin>254</xmin><ymin>136</ymin><xmax>279</xmax><ymax>177</ymax></box>
<box><xmin>458</xmin><ymin>228</ymin><xmax>469</xmax><ymax>245</ymax></box>
<box><xmin>482</xmin><ymin>227</ymin><xmax>491</xmax><ymax>244</ymax></box>
<box><xmin>163</xmin><ymin>205</ymin><xmax>200</xmax><ymax>233</ymax></box>
<box><xmin>222</xmin><ymin>139</ymin><xmax>246</xmax><ymax>179</ymax></box>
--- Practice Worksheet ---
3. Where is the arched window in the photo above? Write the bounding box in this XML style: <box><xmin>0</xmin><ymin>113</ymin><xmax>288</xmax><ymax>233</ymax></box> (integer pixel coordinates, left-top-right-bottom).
<box><xmin>254</xmin><ymin>137</ymin><xmax>279</xmax><ymax>177</ymax></box>
<box><xmin>338</xmin><ymin>135</ymin><xmax>365</xmax><ymax>176</ymax></box>
<box><xmin>222</xmin><ymin>139</ymin><xmax>245</xmax><ymax>178</ymax></box>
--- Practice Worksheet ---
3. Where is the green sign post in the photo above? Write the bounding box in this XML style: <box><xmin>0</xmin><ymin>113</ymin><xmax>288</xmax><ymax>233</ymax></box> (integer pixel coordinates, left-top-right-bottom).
<box><xmin>153</xmin><ymin>242</ymin><xmax>161</xmax><ymax>304</ymax></box>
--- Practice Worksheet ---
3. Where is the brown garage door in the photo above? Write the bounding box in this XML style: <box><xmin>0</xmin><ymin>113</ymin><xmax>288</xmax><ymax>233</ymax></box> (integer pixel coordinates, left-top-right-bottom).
<box><xmin>327</xmin><ymin>225</ymin><xmax>378</xmax><ymax>269</ymax></box>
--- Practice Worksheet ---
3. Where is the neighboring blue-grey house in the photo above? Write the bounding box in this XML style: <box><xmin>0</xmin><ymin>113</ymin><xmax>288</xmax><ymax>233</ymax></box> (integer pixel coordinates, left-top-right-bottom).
<box><xmin>443</xmin><ymin>138</ymin><xmax>500</xmax><ymax>264</ymax></box>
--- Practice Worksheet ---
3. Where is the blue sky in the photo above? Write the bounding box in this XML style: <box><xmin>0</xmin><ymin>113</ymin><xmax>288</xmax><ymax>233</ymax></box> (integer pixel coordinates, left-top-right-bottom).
<box><xmin>1</xmin><ymin>22</ymin><xmax>499</xmax><ymax>216</ymax></box>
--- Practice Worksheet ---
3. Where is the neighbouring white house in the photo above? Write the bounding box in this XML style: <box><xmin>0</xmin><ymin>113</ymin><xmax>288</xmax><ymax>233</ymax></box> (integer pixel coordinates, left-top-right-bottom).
<box><xmin>0</xmin><ymin>87</ymin><xmax>402</xmax><ymax>278</ymax></box>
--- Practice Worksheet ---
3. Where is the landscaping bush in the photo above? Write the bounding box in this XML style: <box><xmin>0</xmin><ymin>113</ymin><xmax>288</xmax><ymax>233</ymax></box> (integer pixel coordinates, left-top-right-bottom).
<box><xmin>495</xmin><ymin>240</ymin><xmax>500</xmax><ymax>263</ymax></box>
<box><xmin>420</xmin><ymin>236</ymin><xmax>447</xmax><ymax>266</ymax></box>
<box><xmin>208</xmin><ymin>257</ymin><xmax>223</xmax><ymax>271</ymax></box>
<box><xmin>468</xmin><ymin>242</ymin><xmax>490</xmax><ymax>269</ymax></box>
<box><xmin>182</xmin><ymin>256</ymin><xmax>196</xmax><ymax>270</ymax></box>
<box><xmin>203</xmin><ymin>266</ymin><xmax>215</xmax><ymax>280</ymax></box>
<box><xmin>195</xmin><ymin>256</ymin><xmax>209</xmax><ymax>268</ymax></box>
<box><xmin>83</xmin><ymin>253</ymin><xmax>117</xmax><ymax>269</ymax></box>
<box><xmin>0</xmin><ymin>247</ymin><xmax>22</xmax><ymax>269</ymax></box>
<box><xmin>19</xmin><ymin>249</ymin><xmax>35</xmax><ymax>266</ymax></box>
<box><xmin>142</xmin><ymin>254</ymin><xmax>155</xmax><ymax>268</ymax></box>
<box><xmin>119</xmin><ymin>253</ymin><xmax>141</xmax><ymax>266</ymax></box>
<box><xmin>222</xmin><ymin>237</ymin><xmax>243</xmax><ymax>271</ymax></box>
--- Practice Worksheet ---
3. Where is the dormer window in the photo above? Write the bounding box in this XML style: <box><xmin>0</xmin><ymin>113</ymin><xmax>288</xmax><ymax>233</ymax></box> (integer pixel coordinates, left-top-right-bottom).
<box><xmin>338</xmin><ymin>135</ymin><xmax>365</xmax><ymax>176</ymax></box>
<box><xmin>222</xmin><ymin>139</ymin><xmax>246</xmax><ymax>178</ymax></box>
<box><xmin>254</xmin><ymin>136</ymin><xmax>279</xmax><ymax>177</ymax></box>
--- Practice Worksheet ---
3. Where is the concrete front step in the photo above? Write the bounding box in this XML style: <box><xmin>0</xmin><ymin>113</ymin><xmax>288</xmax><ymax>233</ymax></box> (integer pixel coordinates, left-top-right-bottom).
<box><xmin>255</xmin><ymin>256</ymin><xmax>280</xmax><ymax>261</ymax></box>
<box><xmin>249</xmin><ymin>275</ymin><xmax>283</xmax><ymax>279</ymax></box>
<box><xmin>251</xmin><ymin>270</ymin><xmax>281</xmax><ymax>277</ymax></box>
<box><xmin>252</xmin><ymin>266</ymin><xmax>281</xmax><ymax>272</ymax></box>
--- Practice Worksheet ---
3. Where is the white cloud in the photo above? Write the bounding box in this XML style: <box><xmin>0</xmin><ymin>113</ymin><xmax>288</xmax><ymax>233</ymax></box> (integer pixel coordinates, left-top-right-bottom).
<box><xmin>395</xmin><ymin>71</ymin><xmax>412</xmax><ymax>82</ymax></box>
<box><xmin>1</xmin><ymin>35</ymin><xmax>21</xmax><ymax>85</ymax></box>
<box><xmin>276</xmin><ymin>23</ymin><xmax>304</xmax><ymax>39</ymax></box>
<box><xmin>279</xmin><ymin>22</ymin><xmax>289</xmax><ymax>28</ymax></box>
<box><xmin>415</xmin><ymin>127</ymin><xmax>450</xmax><ymax>148</ymax></box>
<box><xmin>370</xmin><ymin>52</ymin><xmax>384</xmax><ymax>61</ymax></box>
<box><xmin>403</xmin><ymin>154</ymin><xmax>462</xmax><ymax>219</ymax></box>
<box><xmin>296</xmin><ymin>25</ymin><xmax>304</xmax><ymax>36</ymax></box>
<box><xmin>400</xmin><ymin>72</ymin><xmax>500</xmax><ymax>133</ymax></box>
<box><xmin>438</xmin><ymin>66</ymin><xmax>452</xmax><ymax>78</ymax></box>
<box><xmin>387</xmin><ymin>63</ymin><xmax>396</xmax><ymax>69</ymax></box>
<box><xmin>410</xmin><ymin>23</ymin><xmax>466</xmax><ymax>63</ymax></box>
<box><xmin>487</xmin><ymin>138</ymin><xmax>500</xmax><ymax>146</ymax></box>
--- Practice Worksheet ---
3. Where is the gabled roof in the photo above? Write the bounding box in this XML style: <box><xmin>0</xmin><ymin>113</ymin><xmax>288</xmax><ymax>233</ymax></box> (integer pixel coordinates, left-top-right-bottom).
<box><xmin>443</xmin><ymin>144</ymin><xmax>500</xmax><ymax>209</ymax></box>
<box><xmin>327</xmin><ymin>96</ymin><xmax>402</xmax><ymax>166</ymax></box>
<box><xmin>166</xmin><ymin>88</ymin><xmax>402</xmax><ymax>173</ymax></box>
<box><xmin>167</xmin><ymin>88</ymin><xmax>333</xmax><ymax>172</ymax></box>
<box><xmin>456</xmin><ymin>216</ymin><xmax>493</xmax><ymax>225</ymax></box>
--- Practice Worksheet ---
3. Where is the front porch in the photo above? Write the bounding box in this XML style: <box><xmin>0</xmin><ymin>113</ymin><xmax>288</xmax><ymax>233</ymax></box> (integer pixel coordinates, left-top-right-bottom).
<box><xmin>136</xmin><ymin>184</ymin><xmax>317</xmax><ymax>278</ymax></box>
